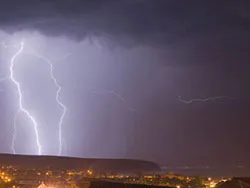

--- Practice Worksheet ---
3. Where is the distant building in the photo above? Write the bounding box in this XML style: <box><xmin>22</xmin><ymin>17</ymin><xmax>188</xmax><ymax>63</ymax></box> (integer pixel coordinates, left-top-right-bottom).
<box><xmin>37</xmin><ymin>183</ymin><xmax>47</xmax><ymax>188</ymax></box>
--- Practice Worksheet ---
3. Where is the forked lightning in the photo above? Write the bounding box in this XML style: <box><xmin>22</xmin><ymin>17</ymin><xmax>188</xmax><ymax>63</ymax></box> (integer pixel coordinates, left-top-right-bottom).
<box><xmin>10</xmin><ymin>41</ymin><xmax>42</xmax><ymax>155</ymax></box>
<box><xmin>1</xmin><ymin>41</ymin><xmax>67</xmax><ymax>155</ymax></box>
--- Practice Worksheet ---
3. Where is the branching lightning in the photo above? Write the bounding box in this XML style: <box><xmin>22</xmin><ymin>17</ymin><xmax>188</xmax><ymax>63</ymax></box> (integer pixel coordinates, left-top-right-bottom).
<box><xmin>91</xmin><ymin>89</ymin><xmax>136</xmax><ymax>112</ymax></box>
<box><xmin>10</xmin><ymin>41</ymin><xmax>42</xmax><ymax>155</ymax></box>
<box><xmin>30</xmin><ymin>50</ymin><xmax>67</xmax><ymax>156</ymax></box>
<box><xmin>178</xmin><ymin>95</ymin><xmax>235</xmax><ymax>104</ymax></box>
<box><xmin>1</xmin><ymin>39</ymin><xmax>68</xmax><ymax>155</ymax></box>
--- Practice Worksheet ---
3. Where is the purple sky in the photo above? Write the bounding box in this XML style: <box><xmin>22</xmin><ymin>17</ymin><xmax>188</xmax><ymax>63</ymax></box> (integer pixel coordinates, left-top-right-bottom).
<box><xmin>0</xmin><ymin>0</ymin><xmax>250</xmax><ymax>175</ymax></box>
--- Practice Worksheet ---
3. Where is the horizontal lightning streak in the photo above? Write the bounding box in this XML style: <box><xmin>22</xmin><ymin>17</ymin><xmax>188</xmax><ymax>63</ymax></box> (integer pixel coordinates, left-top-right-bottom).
<box><xmin>178</xmin><ymin>95</ymin><xmax>235</xmax><ymax>104</ymax></box>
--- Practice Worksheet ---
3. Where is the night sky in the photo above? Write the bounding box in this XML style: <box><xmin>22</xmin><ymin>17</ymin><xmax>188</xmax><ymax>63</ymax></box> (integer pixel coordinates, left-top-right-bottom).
<box><xmin>0</xmin><ymin>0</ymin><xmax>250</xmax><ymax>174</ymax></box>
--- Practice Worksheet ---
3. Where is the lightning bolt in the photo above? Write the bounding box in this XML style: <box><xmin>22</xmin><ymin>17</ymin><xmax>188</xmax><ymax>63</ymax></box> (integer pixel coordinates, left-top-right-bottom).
<box><xmin>10</xmin><ymin>41</ymin><xmax>42</xmax><ymax>155</ymax></box>
<box><xmin>30</xmin><ymin>50</ymin><xmax>67</xmax><ymax>156</ymax></box>
<box><xmin>91</xmin><ymin>89</ymin><xmax>136</xmax><ymax>112</ymax></box>
<box><xmin>178</xmin><ymin>95</ymin><xmax>235</xmax><ymax>104</ymax></box>
<box><xmin>2</xmin><ymin>40</ymin><xmax>68</xmax><ymax>155</ymax></box>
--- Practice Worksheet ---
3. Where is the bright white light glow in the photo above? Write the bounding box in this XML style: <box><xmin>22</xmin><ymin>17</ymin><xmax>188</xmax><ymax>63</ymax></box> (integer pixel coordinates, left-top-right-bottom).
<box><xmin>29</xmin><ymin>50</ymin><xmax>67</xmax><ymax>156</ymax></box>
<box><xmin>10</xmin><ymin>41</ymin><xmax>42</xmax><ymax>155</ymax></box>
<box><xmin>1</xmin><ymin>37</ymin><xmax>68</xmax><ymax>155</ymax></box>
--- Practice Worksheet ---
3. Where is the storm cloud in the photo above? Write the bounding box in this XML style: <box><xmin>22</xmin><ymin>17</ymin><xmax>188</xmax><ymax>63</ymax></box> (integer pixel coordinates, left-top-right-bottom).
<box><xmin>0</xmin><ymin>1</ymin><xmax>249</xmax><ymax>46</ymax></box>
<box><xmin>0</xmin><ymin>0</ymin><xmax>250</xmax><ymax>68</ymax></box>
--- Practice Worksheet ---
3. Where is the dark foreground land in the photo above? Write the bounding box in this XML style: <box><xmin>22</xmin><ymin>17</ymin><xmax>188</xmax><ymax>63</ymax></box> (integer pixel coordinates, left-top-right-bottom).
<box><xmin>0</xmin><ymin>153</ymin><xmax>160</xmax><ymax>173</ymax></box>
<box><xmin>79</xmin><ymin>180</ymin><xmax>171</xmax><ymax>188</ymax></box>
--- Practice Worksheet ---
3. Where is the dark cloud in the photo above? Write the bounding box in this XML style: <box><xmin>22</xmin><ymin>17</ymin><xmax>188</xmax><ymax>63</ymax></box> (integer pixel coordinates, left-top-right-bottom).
<box><xmin>1</xmin><ymin>0</ymin><xmax>250</xmax><ymax>69</ymax></box>
<box><xmin>0</xmin><ymin>0</ymin><xmax>250</xmax><ymax>46</ymax></box>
